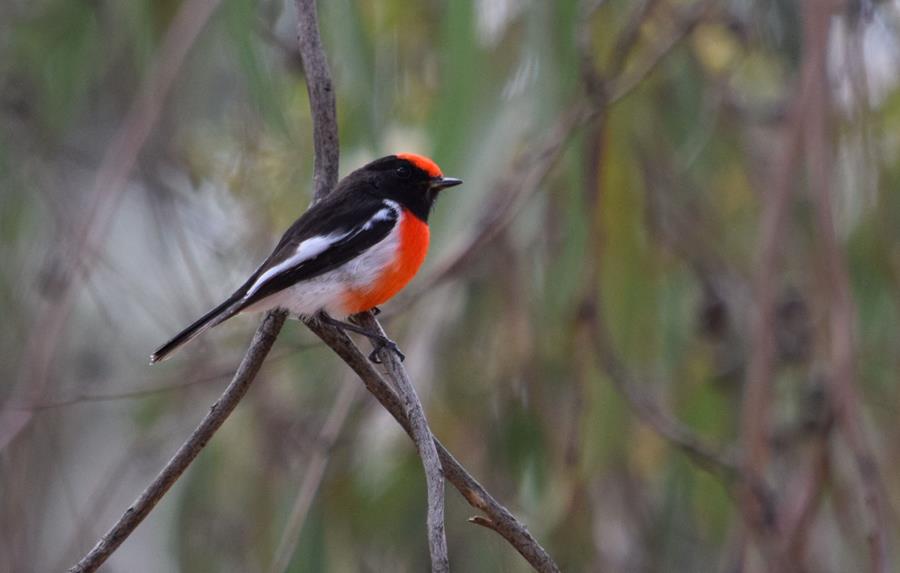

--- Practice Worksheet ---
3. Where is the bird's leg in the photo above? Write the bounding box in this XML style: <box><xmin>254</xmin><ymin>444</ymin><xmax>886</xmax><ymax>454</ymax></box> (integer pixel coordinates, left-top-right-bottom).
<box><xmin>371</xmin><ymin>306</ymin><xmax>382</xmax><ymax>316</ymax></box>
<box><xmin>316</xmin><ymin>311</ymin><xmax>405</xmax><ymax>363</ymax></box>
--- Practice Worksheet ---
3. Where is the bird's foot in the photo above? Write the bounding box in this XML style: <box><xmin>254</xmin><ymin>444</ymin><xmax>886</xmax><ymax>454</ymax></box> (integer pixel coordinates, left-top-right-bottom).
<box><xmin>318</xmin><ymin>311</ymin><xmax>404</xmax><ymax>363</ymax></box>
<box><xmin>368</xmin><ymin>335</ymin><xmax>405</xmax><ymax>364</ymax></box>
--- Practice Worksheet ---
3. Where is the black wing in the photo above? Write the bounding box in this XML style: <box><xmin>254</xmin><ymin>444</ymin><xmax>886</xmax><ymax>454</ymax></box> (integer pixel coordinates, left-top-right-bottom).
<box><xmin>235</xmin><ymin>196</ymin><xmax>399</xmax><ymax>310</ymax></box>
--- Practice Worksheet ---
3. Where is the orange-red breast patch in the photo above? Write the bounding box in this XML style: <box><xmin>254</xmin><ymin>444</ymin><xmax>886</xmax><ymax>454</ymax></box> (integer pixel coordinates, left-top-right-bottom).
<box><xmin>341</xmin><ymin>210</ymin><xmax>430</xmax><ymax>314</ymax></box>
<box><xmin>396</xmin><ymin>152</ymin><xmax>443</xmax><ymax>178</ymax></box>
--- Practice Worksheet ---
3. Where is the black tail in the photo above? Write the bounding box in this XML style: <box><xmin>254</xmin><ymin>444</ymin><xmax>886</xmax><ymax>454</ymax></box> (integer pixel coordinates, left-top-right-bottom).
<box><xmin>150</xmin><ymin>296</ymin><xmax>244</xmax><ymax>364</ymax></box>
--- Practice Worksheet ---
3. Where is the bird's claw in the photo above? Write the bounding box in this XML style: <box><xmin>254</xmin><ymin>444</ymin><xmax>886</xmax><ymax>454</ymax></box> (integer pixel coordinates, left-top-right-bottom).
<box><xmin>318</xmin><ymin>311</ymin><xmax>404</xmax><ymax>363</ymax></box>
<box><xmin>368</xmin><ymin>337</ymin><xmax>405</xmax><ymax>363</ymax></box>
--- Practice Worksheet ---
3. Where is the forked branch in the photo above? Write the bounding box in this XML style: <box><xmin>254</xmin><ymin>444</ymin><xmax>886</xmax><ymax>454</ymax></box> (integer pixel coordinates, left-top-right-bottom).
<box><xmin>306</xmin><ymin>321</ymin><xmax>561</xmax><ymax>573</ymax></box>
<box><xmin>69</xmin><ymin>0</ymin><xmax>558</xmax><ymax>570</ymax></box>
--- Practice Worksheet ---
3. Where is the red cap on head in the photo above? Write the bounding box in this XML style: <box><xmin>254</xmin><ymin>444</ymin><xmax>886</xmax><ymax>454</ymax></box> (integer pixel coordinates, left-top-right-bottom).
<box><xmin>396</xmin><ymin>152</ymin><xmax>443</xmax><ymax>178</ymax></box>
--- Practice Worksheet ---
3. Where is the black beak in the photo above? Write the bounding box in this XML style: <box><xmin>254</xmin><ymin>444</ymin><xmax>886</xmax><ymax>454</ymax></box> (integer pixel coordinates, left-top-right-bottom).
<box><xmin>431</xmin><ymin>177</ymin><xmax>463</xmax><ymax>190</ymax></box>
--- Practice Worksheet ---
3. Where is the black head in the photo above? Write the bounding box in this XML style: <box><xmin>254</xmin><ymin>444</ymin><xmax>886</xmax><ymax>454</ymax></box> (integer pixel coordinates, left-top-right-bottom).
<box><xmin>351</xmin><ymin>153</ymin><xmax>462</xmax><ymax>221</ymax></box>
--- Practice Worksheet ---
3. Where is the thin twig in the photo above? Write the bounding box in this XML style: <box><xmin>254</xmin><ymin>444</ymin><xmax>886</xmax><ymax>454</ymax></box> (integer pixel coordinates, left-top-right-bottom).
<box><xmin>68</xmin><ymin>310</ymin><xmax>287</xmax><ymax>573</ymax></box>
<box><xmin>10</xmin><ymin>344</ymin><xmax>316</xmax><ymax>411</ymax></box>
<box><xmin>305</xmin><ymin>321</ymin><xmax>561</xmax><ymax>573</ymax></box>
<box><xmin>468</xmin><ymin>515</ymin><xmax>498</xmax><ymax>530</ymax></box>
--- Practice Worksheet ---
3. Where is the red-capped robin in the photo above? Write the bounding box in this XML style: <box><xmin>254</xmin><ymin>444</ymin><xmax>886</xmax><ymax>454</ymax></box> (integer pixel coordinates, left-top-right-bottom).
<box><xmin>150</xmin><ymin>153</ymin><xmax>461</xmax><ymax>364</ymax></box>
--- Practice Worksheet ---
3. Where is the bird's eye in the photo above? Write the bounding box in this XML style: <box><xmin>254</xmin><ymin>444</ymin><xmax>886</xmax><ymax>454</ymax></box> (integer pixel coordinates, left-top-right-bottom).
<box><xmin>396</xmin><ymin>166</ymin><xmax>411</xmax><ymax>179</ymax></box>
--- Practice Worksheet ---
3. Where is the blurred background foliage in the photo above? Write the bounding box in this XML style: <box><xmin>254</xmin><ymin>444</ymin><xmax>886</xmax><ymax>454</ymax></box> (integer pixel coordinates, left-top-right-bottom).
<box><xmin>1</xmin><ymin>0</ymin><xmax>899</xmax><ymax>571</ymax></box>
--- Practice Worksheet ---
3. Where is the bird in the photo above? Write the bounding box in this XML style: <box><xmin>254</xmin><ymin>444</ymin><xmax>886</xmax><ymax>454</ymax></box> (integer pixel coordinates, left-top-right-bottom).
<box><xmin>150</xmin><ymin>153</ymin><xmax>461</xmax><ymax>364</ymax></box>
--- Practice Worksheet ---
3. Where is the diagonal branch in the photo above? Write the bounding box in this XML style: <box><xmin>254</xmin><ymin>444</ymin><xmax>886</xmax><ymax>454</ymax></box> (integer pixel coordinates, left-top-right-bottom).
<box><xmin>305</xmin><ymin>321</ymin><xmax>561</xmax><ymax>573</ymax></box>
<box><xmin>354</xmin><ymin>312</ymin><xmax>449</xmax><ymax>572</ymax></box>
<box><xmin>577</xmin><ymin>270</ymin><xmax>779</xmax><ymax>531</ymax></box>
<box><xmin>67</xmin><ymin>310</ymin><xmax>287</xmax><ymax>573</ymax></box>
<box><xmin>582</xmin><ymin>298</ymin><xmax>740</xmax><ymax>479</ymax></box>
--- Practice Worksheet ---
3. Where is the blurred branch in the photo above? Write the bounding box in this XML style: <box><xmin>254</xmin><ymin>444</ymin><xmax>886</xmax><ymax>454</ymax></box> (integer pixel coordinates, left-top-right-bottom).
<box><xmin>608</xmin><ymin>0</ymin><xmax>661</xmax><ymax>79</ymax></box>
<box><xmin>578</xmin><ymin>284</ymin><xmax>780</xmax><ymax>535</ymax></box>
<box><xmin>68</xmin><ymin>310</ymin><xmax>287</xmax><ymax>573</ymax></box>
<box><xmin>577</xmin><ymin>0</ymin><xmax>737</xmax><ymax>478</ymax></box>
<box><xmin>738</xmin><ymin>13</ymin><xmax>807</xmax><ymax>547</ymax></box>
<box><xmin>13</xmin><ymin>343</ymin><xmax>315</xmax><ymax>411</ymax></box>
<box><xmin>581</xmin><ymin>299</ymin><xmax>741</xmax><ymax>478</ymax></box>
<box><xmin>803</xmin><ymin>2</ymin><xmax>889</xmax><ymax>571</ymax></box>
<box><xmin>21</xmin><ymin>372</ymin><xmax>233</xmax><ymax>410</ymax></box>
<box><xmin>576</xmin><ymin>3</ymin><xmax>786</xmax><ymax>558</ymax></box>
<box><xmin>737</xmin><ymin>2</ymin><xmax>893</xmax><ymax>570</ymax></box>
<box><xmin>578</xmin><ymin>0</ymin><xmax>711</xmax><ymax>112</ymax></box>
<box><xmin>780</xmin><ymin>397</ymin><xmax>832</xmax><ymax>568</ymax></box>
<box><xmin>306</xmin><ymin>320</ymin><xmax>562</xmax><ymax>573</ymax></box>
<box><xmin>269</xmin><ymin>379</ymin><xmax>359</xmax><ymax>573</ymax></box>
<box><xmin>606</xmin><ymin>0</ymin><xmax>711</xmax><ymax>105</ymax></box>
<box><xmin>578</xmin><ymin>0</ymin><xmax>665</xmax><ymax>102</ymax></box>
<box><xmin>1</xmin><ymin>0</ymin><xmax>223</xmax><ymax>452</ymax></box>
